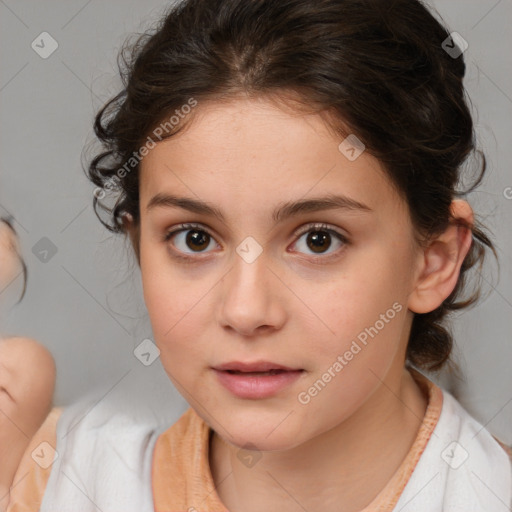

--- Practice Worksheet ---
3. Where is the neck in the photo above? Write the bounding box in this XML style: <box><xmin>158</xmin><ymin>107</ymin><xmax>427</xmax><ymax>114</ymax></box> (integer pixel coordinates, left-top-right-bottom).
<box><xmin>209</xmin><ymin>367</ymin><xmax>427</xmax><ymax>512</ymax></box>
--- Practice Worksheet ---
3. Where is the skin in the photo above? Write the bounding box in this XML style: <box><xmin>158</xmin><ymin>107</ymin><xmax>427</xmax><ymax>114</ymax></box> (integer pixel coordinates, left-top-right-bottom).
<box><xmin>125</xmin><ymin>94</ymin><xmax>473</xmax><ymax>512</ymax></box>
<box><xmin>0</xmin><ymin>221</ymin><xmax>23</xmax><ymax>306</ymax></box>
<box><xmin>0</xmin><ymin>222</ymin><xmax>56</xmax><ymax>510</ymax></box>
<box><xmin>0</xmin><ymin>338</ymin><xmax>55</xmax><ymax>510</ymax></box>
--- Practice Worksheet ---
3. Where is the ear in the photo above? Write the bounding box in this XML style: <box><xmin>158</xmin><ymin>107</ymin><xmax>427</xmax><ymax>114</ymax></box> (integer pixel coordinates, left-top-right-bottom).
<box><xmin>408</xmin><ymin>200</ymin><xmax>474</xmax><ymax>314</ymax></box>
<box><xmin>122</xmin><ymin>213</ymin><xmax>140</xmax><ymax>266</ymax></box>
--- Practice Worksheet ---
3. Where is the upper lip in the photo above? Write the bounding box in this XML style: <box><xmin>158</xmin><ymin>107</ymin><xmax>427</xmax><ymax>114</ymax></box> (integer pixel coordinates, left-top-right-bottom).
<box><xmin>213</xmin><ymin>361</ymin><xmax>301</xmax><ymax>372</ymax></box>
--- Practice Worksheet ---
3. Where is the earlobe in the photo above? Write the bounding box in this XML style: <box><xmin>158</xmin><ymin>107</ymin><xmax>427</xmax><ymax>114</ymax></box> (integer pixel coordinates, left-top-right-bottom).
<box><xmin>408</xmin><ymin>200</ymin><xmax>474</xmax><ymax>314</ymax></box>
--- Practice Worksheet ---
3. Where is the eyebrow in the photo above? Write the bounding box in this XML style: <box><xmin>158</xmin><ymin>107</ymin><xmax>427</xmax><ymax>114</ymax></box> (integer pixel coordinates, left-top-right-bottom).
<box><xmin>146</xmin><ymin>193</ymin><xmax>372</xmax><ymax>223</ymax></box>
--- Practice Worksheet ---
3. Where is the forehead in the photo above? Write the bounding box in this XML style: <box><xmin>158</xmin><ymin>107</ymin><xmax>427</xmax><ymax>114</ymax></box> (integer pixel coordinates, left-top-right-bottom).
<box><xmin>138</xmin><ymin>97</ymin><xmax>405</xmax><ymax>222</ymax></box>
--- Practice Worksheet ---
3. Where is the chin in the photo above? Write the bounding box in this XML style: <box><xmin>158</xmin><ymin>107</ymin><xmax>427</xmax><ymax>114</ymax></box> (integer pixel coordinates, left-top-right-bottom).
<box><xmin>212</xmin><ymin>410</ymin><xmax>306</xmax><ymax>452</ymax></box>
<box><xmin>226</xmin><ymin>432</ymin><xmax>301</xmax><ymax>453</ymax></box>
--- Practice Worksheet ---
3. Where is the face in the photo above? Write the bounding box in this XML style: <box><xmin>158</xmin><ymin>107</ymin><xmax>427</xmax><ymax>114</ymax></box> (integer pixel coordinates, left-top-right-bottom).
<box><xmin>136</xmin><ymin>95</ymin><xmax>423</xmax><ymax>451</ymax></box>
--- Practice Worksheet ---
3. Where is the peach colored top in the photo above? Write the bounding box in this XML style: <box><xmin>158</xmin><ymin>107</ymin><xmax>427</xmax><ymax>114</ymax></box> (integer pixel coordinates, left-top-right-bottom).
<box><xmin>7</xmin><ymin>370</ymin><xmax>512</xmax><ymax>511</ymax></box>
<box><xmin>7</xmin><ymin>407</ymin><xmax>62</xmax><ymax>512</ymax></box>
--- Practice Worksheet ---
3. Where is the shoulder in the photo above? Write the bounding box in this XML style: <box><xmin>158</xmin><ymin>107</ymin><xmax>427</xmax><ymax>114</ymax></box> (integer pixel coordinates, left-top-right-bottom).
<box><xmin>437</xmin><ymin>391</ymin><xmax>512</xmax><ymax>506</ymax></box>
<box><xmin>440</xmin><ymin>390</ymin><xmax>511</xmax><ymax>463</ymax></box>
<box><xmin>35</xmin><ymin>394</ymin><xmax>164</xmax><ymax>511</ymax></box>
<box><xmin>7</xmin><ymin>407</ymin><xmax>62</xmax><ymax>512</ymax></box>
<box><xmin>396</xmin><ymin>386</ymin><xmax>512</xmax><ymax>511</ymax></box>
<box><xmin>7</xmin><ymin>386</ymin><xmax>192</xmax><ymax>512</ymax></box>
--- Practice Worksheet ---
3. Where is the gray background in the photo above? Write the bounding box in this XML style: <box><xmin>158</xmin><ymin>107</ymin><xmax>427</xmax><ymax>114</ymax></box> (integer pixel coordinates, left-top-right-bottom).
<box><xmin>1</xmin><ymin>0</ymin><xmax>511</xmax><ymax>443</ymax></box>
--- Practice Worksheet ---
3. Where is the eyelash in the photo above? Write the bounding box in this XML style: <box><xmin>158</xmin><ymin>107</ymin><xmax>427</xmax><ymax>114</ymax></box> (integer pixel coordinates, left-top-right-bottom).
<box><xmin>163</xmin><ymin>222</ymin><xmax>349</xmax><ymax>263</ymax></box>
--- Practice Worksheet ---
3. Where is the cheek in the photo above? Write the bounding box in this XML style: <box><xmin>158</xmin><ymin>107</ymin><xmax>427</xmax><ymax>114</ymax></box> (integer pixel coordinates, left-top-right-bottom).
<box><xmin>140</xmin><ymin>247</ymin><xmax>213</xmax><ymax>378</ymax></box>
<box><xmin>140</xmin><ymin>236</ymin><xmax>181</xmax><ymax>330</ymax></box>
<box><xmin>294</xmin><ymin>261</ymin><xmax>409</xmax><ymax>399</ymax></box>
<box><xmin>294</xmin><ymin>308</ymin><xmax>408</xmax><ymax>436</ymax></box>
<box><xmin>304</xmin><ymin>262</ymin><xmax>406</xmax><ymax>349</ymax></box>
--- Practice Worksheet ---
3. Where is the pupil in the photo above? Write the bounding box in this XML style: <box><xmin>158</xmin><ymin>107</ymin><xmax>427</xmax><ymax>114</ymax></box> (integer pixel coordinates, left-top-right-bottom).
<box><xmin>186</xmin><ymin>230</ymin><xmax>209</xmax><ymax>251</ymax></box>
<box><xmin>307</xmin><ymin>231</ymin><xmax>330</xmax><ymax>253</ymax></box>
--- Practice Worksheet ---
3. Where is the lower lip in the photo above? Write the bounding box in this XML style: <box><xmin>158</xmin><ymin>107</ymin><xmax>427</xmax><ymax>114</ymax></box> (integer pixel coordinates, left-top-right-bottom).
<box><xmin>213</xmin><ymin>369</ymin><xmax>304</xmax><ymax>399</ymax></box>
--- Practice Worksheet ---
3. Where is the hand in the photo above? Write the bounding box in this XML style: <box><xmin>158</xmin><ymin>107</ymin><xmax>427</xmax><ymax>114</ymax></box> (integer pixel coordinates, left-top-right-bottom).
<box><xmin>0</xmin><ymin>220</ymin><xmax>56</xmax><ymax>510</ymax></box>
<box><xmin>0</xmin><ymin>337</ymin><xmax>56</xmax><ymax>510</ymax></box>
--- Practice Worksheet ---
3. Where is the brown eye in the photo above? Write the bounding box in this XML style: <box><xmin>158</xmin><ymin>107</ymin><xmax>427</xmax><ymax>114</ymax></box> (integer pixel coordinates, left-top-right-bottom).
<box><xmin>184</xmin><ymin>229</ymin><xmax>210</xmax><ymax>252</ymax></box>
<box><xmin>165</xmin><ymin>223</ymin><xmax>217</xmax><ymax>256</ymax></box>
<box><xmin>292</xmin><ymin>224</ymin><xmax>347</xmax><ymax>258</ymax></box>
<box><xmin>306</xmin><ymin>230</ymin><xmax>332</xmax><ymax>254</ymax></box>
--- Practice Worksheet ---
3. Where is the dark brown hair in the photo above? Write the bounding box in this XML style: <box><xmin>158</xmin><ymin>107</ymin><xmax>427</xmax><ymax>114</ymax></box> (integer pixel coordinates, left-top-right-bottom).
<box><xmin>86</xmin><ymin>0</ymin><xmax>497</xmax><ymax>372</ymax></box>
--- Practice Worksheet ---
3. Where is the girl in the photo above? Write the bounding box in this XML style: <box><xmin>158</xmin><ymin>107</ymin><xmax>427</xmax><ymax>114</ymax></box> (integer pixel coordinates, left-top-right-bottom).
<box><xmin>7</xmin><ymin>0</ymin><xmax>512</xmax><ymax>510</ymax></box>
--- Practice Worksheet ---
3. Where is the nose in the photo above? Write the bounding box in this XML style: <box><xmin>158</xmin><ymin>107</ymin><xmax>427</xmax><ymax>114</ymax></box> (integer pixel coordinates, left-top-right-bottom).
<box><xmin>217</xmin><ymin>248</ymin><xmax>286</xmax><ymax>337</ymax></box>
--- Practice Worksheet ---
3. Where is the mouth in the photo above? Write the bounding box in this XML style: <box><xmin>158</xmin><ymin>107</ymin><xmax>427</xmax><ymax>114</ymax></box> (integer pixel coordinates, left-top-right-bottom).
<box><xmin>212</xmin><ymin>363</ymin><xmax>305</xmax><ymax>399</ymax></box>
<box><xmin>213</xmin><ymin>361</ymin><xmax>303</xmax><ymax>374</ymax></box>
<box><xmin>223</xmin><ymin>369</ymin><xmax>295</xmax><ymax>376</ymax></box>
